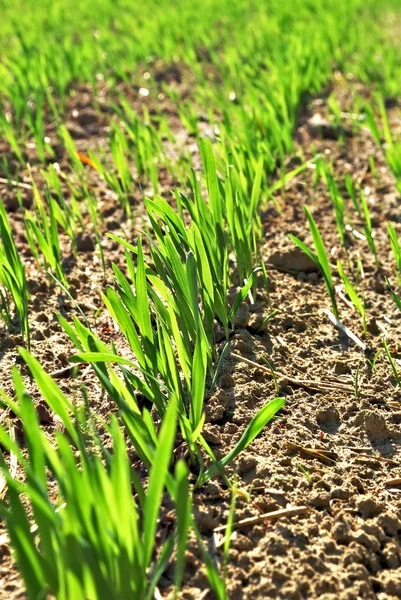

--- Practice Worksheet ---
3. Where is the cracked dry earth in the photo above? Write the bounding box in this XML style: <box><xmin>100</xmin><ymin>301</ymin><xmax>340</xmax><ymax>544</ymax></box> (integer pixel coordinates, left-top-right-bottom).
<box><xmin>1</xmin><ymin>72</ymin><xmax>401</xmax><ymax>599</ymax></box>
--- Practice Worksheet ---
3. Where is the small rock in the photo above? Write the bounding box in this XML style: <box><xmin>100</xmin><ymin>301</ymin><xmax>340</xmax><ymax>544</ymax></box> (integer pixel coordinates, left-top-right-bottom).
<box><xmin>331</xmin><ymin>487</ymin><xmax>351</xmax><ymax>501</ymax></box>
<box><xmin>367</xmin><ymin>318</ymin><xmax>380</xmax><ymax>336</ymax></box>
<box><xmin>391</xmin><ymin>412</ymin><xmax>401</xmax><ymax>424</ymax></box>
<box><xmin>219</xmin><ymin>374</ymin><xmax>235</xmax><ymax>389</ymax></box>
<box><xmin>231</xmin><ymin>302</ymin><xmax>250</xmax><ymax>328</ymax></box>
<box><xmin>272</xmin><ymin>569</ymin><xmax>288</xmax><ymax>584</ymax></box>
<box><xmin>364</xmin><ymin>411</ymin><xmax>390</xmax><ymax>441</ymax></box>
<box><xmin>204</xmin><ymin>481</ymin><xmax>220</xmax><ymax>496</ymax></box>
<box><xmin>231</xmin><ymin>329</ymin><xmax>254</xmax><ymax>354</ymax></box>
<box><xmin>195</xmin><ymin>507</ymin><xmax>218</xmax><ymax>533</ymax></box>
<box><xmin>76</xmin><ymin>109</ymin><xmax>98</xmax><ymax>127</ymax></box>
<box><xmin>343</xmin><ymin>545</ymin><xmax>366</xmax><ymax>567</ymax></box>
<box><xmin>350</xmin><ymin>476</ymin><xmax>365</xmax><ymax>494</ymax></box>
<box><xmin>206</xmin><ymin>389</ymin><xmax>228</xmax><ymax>422</ymax></box>
<box><xmin>353</xmin><ymin>530</ymin><xmax>380</xmax><ymax>552</ymax></box>
<box><xmin>345</xmin><ymin>563</ymin><xmax>370</xmax><ymax>581</ymax></box>
<box><xmin>214</xmin><ymin>322</ymin><xmax>226</xmax><ymax>342</ymax></box>
<box><xmin>307</xmin><ymin>113</ymin><xmax>347</xmax><ymax>139</ymax></box>
<box><xmin>295</xmin><ymin>320</ymin><xmax>307</xmax><ymax>332</ymax></box>
<box><xmin>202</xmin><ymin>425</ymin><xmax>222</xmax><ymax>445</ymax></box>
<box><xmin>356</xmin><ymin>496</ymin><xmax>385</xmax><ymax>519</ymax></box>
<box><xmin>224</xmin><ymin>422</ymin><xmax>238</xmax><ymax>434</ymax></box>
<box><xmin>66</xmin><ymin>123</ymin><xmax>89</xmax><ymax>139</ymax></box>
<box><xmin>76</xmin><ymin>232</ymin><xmax>95</xmax><ymax>252</ymax></box>
<box><xmin>374</xmin><ymin>276</ymin><xmax>385</xmax><ymax>294</ymax></box>
<box><xmin>316</xmin><ymin>405</ymin><xmax>341</xmax><ymax>428</ymax></box>
<box><xmin>310</xmin><ymin>492</ymin><xmax>330</xmax><ymax>508</ymax></box>
<box><xmin>381</xmin><ymin>540</ymin><xmax>400</xmax><ymax>569</ymax></box>
<box><xmin>106</xmin><ymin>219</ymin><xmax>121</xmax><ymax>231</ymax></box>
<box><xmin>234</xmin><ymin>534</ymin><xmax>255</xmax><ymax>552</ymax></box>
<box><xmin>362</xmin><ymin>523</ymin><xmax>386</xmax><ymax>543</ymax></box>
<box><xmin>268</xmin><ymin>246</ymin><xmax>317</xmax><ymax>273</ymax></box>
<box><xmin>248</xmin><ymin>312</ymin><xmax>267</xmax><ymax>331</ymax></box>
<box><xmin>36</xmin><ymin>312</ymin><xmax>49</xmax><ymax>323</ymax></box>
<box><xmin>378</xmin><ymin>513</ymin><xmax>401</xmax><ymax>536</ymax></box>
<box><xmin>2</xmin><ymin>190</ymin><xmax>21</xmax><ymax>211</ymax></box>
<box><xmin>334</xmin><ymin>361</ymin><xmax>351</xmax><ymax>375</ymax></box>
<box><xmin>36</xmin><ymin>403</ymin><xmax>53</xmax><ymax>424</ymax></box>
<box><xmin>332</xmin><ymin>521</ymin><xmax>353</xmax><ymax>544</ymax></box>
<box><xmin>32</xmin><ymin>329</ymin><xmax>45</xmax><ymax>341</ymax></box>
<box><xmin>237</xmin><ymin>455</ymin><xmax>257</xmax><ymax>475</ymax></box>
<box><xmin>283</xmin><ymin>317</ymin><xmax>294</xmax><ymax>330</ymax></box>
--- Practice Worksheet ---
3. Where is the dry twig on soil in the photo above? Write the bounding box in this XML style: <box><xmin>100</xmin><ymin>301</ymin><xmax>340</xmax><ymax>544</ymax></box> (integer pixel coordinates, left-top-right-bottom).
<box><xmin>214</xmin><ymin>506</ymin><xmax>309</xmax><ymax>532</ymax></box>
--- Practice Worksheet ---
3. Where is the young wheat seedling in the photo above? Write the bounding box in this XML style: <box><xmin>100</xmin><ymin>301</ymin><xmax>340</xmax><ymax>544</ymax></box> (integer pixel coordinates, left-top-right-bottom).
<box><xmin>289</xmin><ymin>206</ymin><xmax>338</xmax><ymax>317</ymax></box>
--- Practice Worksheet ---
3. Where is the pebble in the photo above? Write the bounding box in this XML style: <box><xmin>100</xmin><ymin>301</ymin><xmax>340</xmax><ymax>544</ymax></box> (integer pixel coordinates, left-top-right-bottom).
<box><xmin>364</xmin><ymin>411</ymin><xmax>390</xmax><ymax>440</ymax></box>
<box><xmin>310</xmin><ymin>492</ymin><xmax>330</xmax><ymax>509</ymax></box>
<box><xmin>330</xmin><ymin>487</ymin><xmax>351</xmax><ymax>501</ymax></box>
<box><xmin>374</xmin><ymin>276</ymin><xmax>385</xmax><ymax>294</ymax></box>
<box><xmin>356</xmin><ymin>496</ymin><xmax>385</xmax><ymax>518</ymax></box>
<box><xmin>268</xmin><ymin>246</ymin><xmax>317</xmax><ymax>273</ymax></box>
<box><xmin>353</xmin><ymin>531</ymin><xmax>380</xmax><ymax>552</ymax></box>
<box><xmin>202</xmin><ymin>425</ymin><xmax>222</xmax><ymax>445</ymax></box>
<box><xmin>332</xmin><ymin>521</ymin><xmax>352</xmax><ymax>544</ymax></box>
<box><xmin>32</xmin><ymin>329</ymin><xmax>45</xmax><ymax>341</ymax></box>
<box><xmin>75</xmin><ymin>232</ymin><xmax>95</xmax><ymax>252</ymax></box>
<box><xmin>307</xmin><ymin>113</ymin><xmax>347</xmax><ymax>139</ymax></box>
<box><xmin>76</xmin><ymin>109</ymin><xmax>98</xmax><ymax>127</ymax></box>
<box><xmin>381</xmin><ymin>540</ymin><xmax>400</xmax><ymax>569</ymax></box>
<box><xmin>237</xmin><ymin>455</ymin><xmax>258</xmax><ymax>474</ymax></box>
<box><xmin>316</xmin><ymin>405</ymin><xmax>341</xmax><ymax>427</ymax></box>
<box><xmin>334</xmin><ymin>361</ymin><xmax>352</xmax><ymax>375</ymax></box>
<box><xmin>378</xmin><ymin>513</ymin><xmax>401</xmax><ymax>536</ymax></box>
<box><xmin>231</xmin><ymin>302</ymin><xmax>250</xmax><ymax>328</ymax></box>
<box><xmin>350</xmin><ymin>476</ymin><xmax>365</xmax><ymax>493</ymax></box>
<box><xmin>36</xmin><ymin>403</ymin><xmax>53</xmax><ymax>424</ymax></box>
<box><xmin>219</xmin><ymin>374</ymin><xmax>235</xmax><ymax>389</ymax></box>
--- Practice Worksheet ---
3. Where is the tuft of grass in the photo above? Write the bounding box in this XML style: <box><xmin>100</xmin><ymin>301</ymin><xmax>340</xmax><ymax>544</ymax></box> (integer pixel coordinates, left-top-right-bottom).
<box><xmin>0</xmin><ymin>354</ymin><xmax>185</xmax><ymax>600</ymax></box>
<box><xmin>289</xmin><ymin>206</ymin><xmax>338</xmax><ymax>317</ymax></box>
<box><xmin>0</xmin><ymin>201</ymin><xmax>29</xmax><ymax>345</ymax></box>
<box><xmin>337</xmin><ymin>260</ymin><xmax>367</xmax><ymax>336</ymax></box>
<box><xmin>383</xmin><ymin>337</ymin><xmax>401</xmax><ymax>387</ymax></box>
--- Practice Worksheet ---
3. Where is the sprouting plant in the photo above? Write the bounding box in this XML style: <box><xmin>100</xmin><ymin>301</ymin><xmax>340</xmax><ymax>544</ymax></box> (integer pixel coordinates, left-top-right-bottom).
<box><xmin>209</xmin><ymin>342</ymin><xmax>230</xmax><ymax>394</ymax></box>
<box><xmin>222</xmin><ymin>479</ymin><xmax>238</xmax><ymax>586</ymax></box>
<box><xmin>354</xmin><ymin>367</ymin><xmax>361</xmax><ymax>398</ymax></box>
<box><xmin>369</xmin><ymin>156</ymin><xmax>379</xmax><ymax>181</ymax></box>
<box><xmin>0</xmin><ymin>356</ymin><xmax>185</xmax><ymax>600</ymax></box>
<box><xmin>199</xmin><ymin>396</ymin><xmax>285</xmax><ymax>485</ymax></box>
<box><xmin>260</xmin><ymin>355</ymin><xmax>280</xmax><ymax>394</ymax></box>
<box><xmin>344</xmin><ymin>173</ymin><xmax>361</xmax><ymax>217</ymax></box>
<box><xmin>366</xmin><ymin>348</ymin><xmax>382</xmax><ymax>373</ymax></box>
<box><xmin>297</xmin><ymin>463</ymin><xmax>312</xmax><ymax>484</ymax></box>
<box><xmin>327</xmin><ymin>171</ymin><xmax>347</xmax><ymax>250</ymax></box>
<box><xmin>24</xmin><ymin>179</ymin><xmax>68</xmax><ymax>287</ymax></box>
<box><xmin>365</xmin><ymin>96</ymin><xmax>401</xmax><ymax>195</ymax></box>
<box><xmin>0</xmin><ymin>114</ymin><xmax>24</xmax><ymax>162</ymax></box>
<box><xmin>337</xmin><ymin>260</ymin><xmax>367</xmax><ymax>335</ymax></box>
<box><xmin>359</xmin><ymin>189</ymin><xmax>378</xmax><ymax>267</ymax></box>
<box><xmin>0</xmin><ymin>201</ymin><xmax>29</xmax><ymax>345</ymax></box>
<box><xmin>386</xmin><ymin>277</ymin><xmax>401</xmax><ymax>313</ymax></box>
<box><xmin>327</xmin><ymin>94</ymin><xmax>343</xmax><ymax>128</ymax></box>
<box><xmin>257</xmin><ymin>309</ymin><xmax>279</xmax><ymax>332</ymax></box>
<box><xmin>364</xmin><ymin>102</ymin><xmax>382</xmax><ymax>147</ymax></box>
<box><xmin>388</xmin><ymin>222</ymin><xmax>401</xmax><ymax>285</ymax></box>
<box><xmin>383</xmin><ymin>337</ymin><xmax>401</xmax><ymax>387</ymax></box>
<box><xmin>289</xmin><ymin>206</ymin><xmax>338</xmax><ymax>317</ymax></box>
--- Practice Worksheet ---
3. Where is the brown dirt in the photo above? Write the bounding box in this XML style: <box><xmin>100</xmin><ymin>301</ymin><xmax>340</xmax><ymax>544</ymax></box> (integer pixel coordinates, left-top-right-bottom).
<box><xmin>1</xmin><ymin>69</ymin><xmax>401</xmax><ymax>600</ymax></box>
